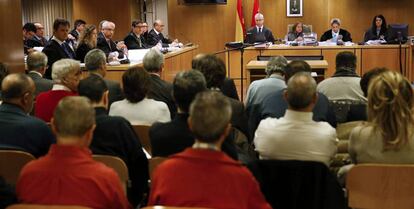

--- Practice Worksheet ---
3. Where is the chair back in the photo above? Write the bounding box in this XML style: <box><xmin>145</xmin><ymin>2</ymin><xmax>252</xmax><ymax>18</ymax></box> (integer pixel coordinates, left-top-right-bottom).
<box><xmin>247</xmin><ymin>160</ymin><xmax>347</xmax><ymax>209</ymax></box>
<box><xmin>149</xmin><ymin>157</ymin><xmax>167</xmax><ymax>180</ymax></box>
<box><xmin>7</xmin><ymin>204</ymin><xmax>92</xmax><ymax>209</ymax></box>
<box><xmin>287</xmin><ymin>24</ymin><xmax>312</xmax><ymax>33</ymax></box>
<box><xmin>0</xmin><ymin>150</ymin><xmax>35</xmax><ymax>185</ymax></box>
<box><xmin>347</xmin><ymin>164</ymin><xmax>414</xmax><ymax>209</ymax></box>
<box><xmin>92</xmin><ymin>155</ymin><xmax>129</xmax><ymax>194</ymax></box>
<box><xmin>132</xmin><ymin>125</ymin><xmax>152</xmax><ymax>155</ymax></box>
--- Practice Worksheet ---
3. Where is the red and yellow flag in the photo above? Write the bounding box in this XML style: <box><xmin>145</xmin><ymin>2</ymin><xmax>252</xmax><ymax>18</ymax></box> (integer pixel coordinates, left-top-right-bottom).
<box><xmin>251</xmin><ymin>0</ymin><xmax>260</xmax><ymax>27</ymax></box>
<box><xmin>235</xmin><ymin>0</ymin><xmax>245</xmax><ymax>42</ymax></box>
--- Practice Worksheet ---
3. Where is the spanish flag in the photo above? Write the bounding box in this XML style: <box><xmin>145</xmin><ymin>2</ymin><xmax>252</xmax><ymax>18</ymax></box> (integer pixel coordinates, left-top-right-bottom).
<box><xmin>251</xmin><ymin>0</ymin><xmax>260</xmax><ymax>27</ymax></box>
<box><xmin>235</xmin><ymin>0</ymin><xmax>245</xmax><ymax>42</ymax></box>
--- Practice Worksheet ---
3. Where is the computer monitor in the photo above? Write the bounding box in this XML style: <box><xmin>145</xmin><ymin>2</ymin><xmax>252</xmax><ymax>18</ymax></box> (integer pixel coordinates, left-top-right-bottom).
<box><xmin>387</xmin><ymin>24</ymin><xmax>409</xmax><ymax>44</ymax></box>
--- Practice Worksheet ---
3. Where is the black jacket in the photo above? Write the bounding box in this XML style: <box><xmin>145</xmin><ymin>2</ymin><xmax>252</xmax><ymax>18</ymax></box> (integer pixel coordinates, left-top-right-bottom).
<box><xmin>245</xmin><ymin>26</ymin><xmax>276</xmax><ymax>44</ymax></box>
<box><xmin>124</xmin><ymin>32</ymin><xmax>147</xmax><ymax>49</ymax></box>
<box><xmin>42</xmin><ymin>39</ymin><xmax>75</xmax><ymax>79</ymax></box>
<box><xmin>97</xmin><ymin>36</ymin><xmax>124</xmax><ymax>59</ymax></box>
<box><xmin>147</xmin><ymin>74</ymin><xmax>177</xmax><ymax>119</ymax></box>
<box><xmin>146</xmin><ymin>29</ymin><xmax>172</xmax><ymax>47</ymax></box>
<box><xmin>27</xmin><ymin>72</ymin><xmax>53</xmax><ymax>97</ymax></box>
<box><xmin>320</xmin><ymin>29</ymin><xmax>352</xmax><ymax>42</ymax></box>
<box><xmin>75</xmin><ymin>43</ymin><xmax>93</xmax><ymax>62</ymax></box>
<box><xmin>364</xmin><ymin>28</ymin><xmax>388</xmax><ymax>42</ymax></box>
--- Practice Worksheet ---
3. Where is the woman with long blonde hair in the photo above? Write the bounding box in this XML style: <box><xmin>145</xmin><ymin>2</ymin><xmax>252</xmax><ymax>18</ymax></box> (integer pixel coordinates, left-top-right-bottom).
<box><xmin>75</xmin><ymin>24</ymin><xmax>98</xmax><ymax>62</ymax></box>
<box><xmin>349</xmin><ymin>70</ymin><xmax>414</xmax><ymax>163</ymax></box>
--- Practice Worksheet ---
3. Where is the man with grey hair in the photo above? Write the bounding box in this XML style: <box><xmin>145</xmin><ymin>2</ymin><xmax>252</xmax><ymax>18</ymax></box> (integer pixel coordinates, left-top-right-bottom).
<box><xmin>148</xmin><ymin>90</ymin><xmax>271</xmax><ymax>209</ymax></box>
<box><xmin>245</xmin><ymin>13</ymin><xmax>275</xmax><ymax>44</ymax></box>
<box><xmin>254</xmin><ymin>72</ymin><xmax>338</xmax><ymax>166</ymax></box>
<box><xmin>320</xmin><ymin>18</ymin><xmax>352</xmax><ymax>42</ymax></box>
<box><xmin>84</xmin><ymin>49</ymin><xmax>123</xmax><ymax>106</ymax></box>
<box><xmin>35</xmin><ymin>59</ymin><xmax>80</xmax><ymax>122</ymax></box>
<box><xmin>97</xmin><ymin>21</ymin><xmax>126</xmax><ymax>59</ymax></box>
<box><xmin>147</xmin><ymin>19</ymin><xmax>178</xmax><ymax>47</ymax></box>
<box><xmin>27</xmin><ymin>51</ymin><xmax>53</xmax><ymax>97</ymax></box>
<box><xmin>0</xmin><ymin>73</ymin><xmax>55</xmax><ymax>157</ymax></box>
<box><xmin>17</xmin><ymin>97</ymin><xmax>130</xmax><ymax>209</ymax></box>
<box><xmin>143</xmin><ymin>48</ymin><xmax>176</xmax><ymax>117</ymax></box>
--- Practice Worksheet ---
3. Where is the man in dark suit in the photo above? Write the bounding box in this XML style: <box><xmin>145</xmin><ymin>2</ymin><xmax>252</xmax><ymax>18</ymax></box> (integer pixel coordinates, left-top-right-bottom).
<box><xmin>146</xmin><ymin>19</ymin><xmax>177</xmax><ymax>47</ymax></box>
<box><xmin>0</xmin><ymin>74</ymin><xmax>55</xmax><ymax>157</ymax></box>
<box><xmin>29</xmin><ymin>23</ymin><xmax>48</xmax><ymax>47</ymax></box>
<box><xmin>69</xmin><ymin>19</ymin><xmax>86</xmax><ymax>41</ymax></box>
<box><xmin>26</xmin><ymin>51</ymin><xmax>53</xmax><ymax>97</ymax></box>
<box><xmin>149</xmin><ymin>70</ymin><xmax>238</xmax><ymax>160</ymax></box>
<box><xmin>42</xmin><ymin>18</ymin><xmax>76</xmax><ymax>79</ymax></box>
<box><xmin>143</xmin><ymin>48</ymin><xmax>177</xmax><ymax>118</ymax></box>
<box><xmin>78</xmin><ymin>75</ymin><xmax>148</xmax><ymax>207</ymax></box>
<box><xmin>245</xmin><ymin>13</ymin><xmax>276</xmax><ymax>44</ymax></box>
<box><xmin>22</xmin><ymin>23</ymin><xmax>37</xmax><ymax>54</ymax></box>
<box><xmin>124</xmin><ymin>20</ymin><xmax>148</xmax><ymax>49</ymax></box>
<box><xmin>97</xmin><ymin>21</ymin><xmax>126</xmax><ymax>59</ymax></box>
<box><xmin>84</xmin><ymin>49</ymin><xmax>123</xmax><ymax>106</ymax></box>
<box><xmin>320</xmin><ymin>18</ymin><xmax>352</xmax><ymax>42</ymax></box>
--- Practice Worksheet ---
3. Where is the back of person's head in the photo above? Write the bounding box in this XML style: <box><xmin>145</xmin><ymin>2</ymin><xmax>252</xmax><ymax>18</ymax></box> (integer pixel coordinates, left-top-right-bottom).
<box><xmin>53</xmin><ymin>96</ymin><xmax>95</xmax><ymax>139</ymax></box>
<box><xmin>23</xmin><ymin>23</ymin><xmax>37</xmax><ymax>33</ymax></box>
<box><xmin>52</xmin><ymin>59</ymin><xmax>81</xmax><ymax>83</ymax></box>
<box><xmin>191</xmin><ymin>53</ymin><xmax>207</xmax><ymax>69</ymax></box>
<box><xmin>336</xmin><ymin>51</ymin><xmax>357</xmax><ymax>70</ymax></box>
<box><xmin>173</xmin><ymin>70</ymin><xmax>207</xmax><ymax>113</ymax></box>
<box><xmin>78</xmin><ymin>75</ymin><xmax>108</xmax><ymax>104</ymax></box>
<box><xmin>0</xmin><ymin>63</ymin><xmax>9</xmax><ymax>87</ymax></box>
<box><xmin>85</xmin><ymin>49</ymin><xmax>106</xmax><ymax>71</ymax></box>
<box><xmin>367</xmin><ymin>71</ymin><xmax>414</xmax><ymax>151</ymax></box>
<box><xmin>360</xmin><ymin>67</ymin><xmax>389</xmax><ymax>97</ymax></box>
<box><xmin>53</xmin><ymin>18</ymin><xmax>70</xmax><ymax>31</ymax></box>
<box><xmin>26</xmin><ymin>51</ymin><xmax>48</xmax><ymax>72</ymax></box>
<box><xmin>79</xmin><ymin>24</ymin><xmax>97</xmax><ymax>48</ymax></box>
<box><xmin>1</xmin><ymin>74</ymin><xmax>35</xmax><ymax>113</ymax></box>
<box><xmin>143</xmin><ymin>48</ymin><xmax>164</xmax><ymax>73</ymax></box>
<box><xmin>193</xmin><ymin>54</ymin><xmax>226</xmax><ymax>88</ymax></box>
<box><xmin>265</xmin><ymin>56</ymin><xmax>288</xmax><ymax>76</ymax></box>
<box><xmin>122</xmin><ymin>66</ymin><xmax>150</xmax><ymax>103</ymax></box>
<box><xmin>189</xmin><ymin>91</ymin><xmax>232</xmax><ymax>143</ymax></box>
<box><xmin>285</xmin><ymin>72</ymin><xmax>317</xmax><ymax>110</ymax></box>
<box><xmin>284</xmin><ymin>60</ymin><xmax>311</xmax><ymax>82</ymax></box>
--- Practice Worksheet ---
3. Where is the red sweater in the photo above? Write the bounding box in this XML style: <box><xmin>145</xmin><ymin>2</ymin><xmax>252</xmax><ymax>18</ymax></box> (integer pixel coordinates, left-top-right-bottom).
<box><xmin>16</xmin><ymin>145</ymin><xmax>131</xmax><ymax>209</ymax></box>
<box><xmin>148</xmin><ymin>148</ymin><xmax>272</xmax><ymax>209</ymax></box>
<box><xmin>35</xmin><ymin>90</ymin><xmax>77</xmax><ymax>122</ymax></box>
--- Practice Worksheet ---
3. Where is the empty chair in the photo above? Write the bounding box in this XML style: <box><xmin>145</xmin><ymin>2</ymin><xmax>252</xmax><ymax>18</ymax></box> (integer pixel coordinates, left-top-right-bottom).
<box><xmin>347</xmin><ymin>164</ymin><xmax>414</xmax><ymax>209</ymax></box>
<box><xmin>132</xmin><ymin>125</ymin><xmax>152</xmax><ymax>155</ymax></box>
<box><xmin>6</xmin><ymin>204</ymin><xmax>92</xmax><ymax>209</ymax></box>
<box><xmin>0</xmin><ymin>150</ymin><xmax>35</xmax><ymax>185</ymax></box>
<box><xmin>92</xmin><ymin>155</ymin><xmax>129</xmax><ymax>194</ymax></box>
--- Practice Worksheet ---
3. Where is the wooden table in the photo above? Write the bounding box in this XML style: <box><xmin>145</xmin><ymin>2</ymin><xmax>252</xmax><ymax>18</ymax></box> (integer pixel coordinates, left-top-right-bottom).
<box><xmin>246</xmin><ymin>60</ymin><xmax>328</xmax><ymax>83</ymax></box>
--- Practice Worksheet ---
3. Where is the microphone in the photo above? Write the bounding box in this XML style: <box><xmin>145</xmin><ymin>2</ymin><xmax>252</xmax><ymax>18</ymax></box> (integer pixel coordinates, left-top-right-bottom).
<box><xmin>337</xmin><ymin>34</ymin><xmax>344</xmax><ymax>45</ymax></box>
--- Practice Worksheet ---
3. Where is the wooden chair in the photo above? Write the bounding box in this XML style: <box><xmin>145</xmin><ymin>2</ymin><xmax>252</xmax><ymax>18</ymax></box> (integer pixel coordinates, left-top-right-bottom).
<box><xmin>7</xmin><ymin>204</ymin><xmax>92</xmax><ymax>209</ymax></box>
<box><xmin>0</xmin><ymin>150</ymin><xmax>35</xmax><ymax>185</ymax></box>
<box><xmin>347</xmin><ymin>164</ymin><xmax>414</xmax><ymax>209</ymax></box>
<box><xmin>92</xmin><ymin>155</ymin><xmax>129</xmax><ymax>194</ymax></box>
<box><xmin>142</xmin><ymin>206</ymin><xmax>212</xmax><ymax>209</ymax></box>
<box><xmin>132</xmin><ymin>125</ymin><xmax>152</xmax><ymax>155</ymax></box>
<box><xmin>149</xmin><ymin>157</ymin><xmax>167</xmax><ymax>180</ymax></box>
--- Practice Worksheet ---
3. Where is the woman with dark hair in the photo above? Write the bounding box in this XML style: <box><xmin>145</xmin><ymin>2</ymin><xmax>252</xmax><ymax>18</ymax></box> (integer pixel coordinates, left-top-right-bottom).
<box><xmin>76</xmin><ymin>24</ymin><xmax>98</xmax><ymax>62</ymax></box>
<box><xmin>364</xmin><ymin>15</ymin><xmax>388</xmax><ymax>42</ymax></box>
<box><xmin>286</xmin><ymin>22</ymin><xmax>304</xmax><ymax>41</ymax></box>
<box><xmin>109</xmin><ymin>66</ymin><xmax>170</xmax><ymax>125</ymax></box>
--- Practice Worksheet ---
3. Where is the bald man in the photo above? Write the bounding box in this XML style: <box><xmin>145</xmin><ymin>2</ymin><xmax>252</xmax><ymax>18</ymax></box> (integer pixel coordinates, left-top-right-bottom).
<box><xmin>147</xmin><ymin>19</ymin><xmax>177</xmax><ymax>47</ymax></box>
<box><xmin>0</xmin><ymin>74</ymin><xmax>55</xmax><ymax>157</ymax></box>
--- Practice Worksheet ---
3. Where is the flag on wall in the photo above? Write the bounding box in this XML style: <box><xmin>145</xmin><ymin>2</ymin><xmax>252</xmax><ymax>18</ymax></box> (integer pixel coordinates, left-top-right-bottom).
<box><xmin>251</xmin><ymin>0</ymin><xmax>260</xmax><ymax>27</ymax></box>
<box><xmin>235</xmin><ymin>0</ymin><xmax>245</xmax><ymax>42</ymax></box>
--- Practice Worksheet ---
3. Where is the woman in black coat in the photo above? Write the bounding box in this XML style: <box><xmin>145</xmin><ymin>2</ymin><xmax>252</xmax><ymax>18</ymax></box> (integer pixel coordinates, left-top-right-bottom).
<box><xmin>75</xmin><ymin>24</ymin><xmax>98</xmax><ymax>62</ymax></box>
<box><xmin>364</xmin><ymin>15</ymin><xmax>388</xmax><ymax>42</ymax></box>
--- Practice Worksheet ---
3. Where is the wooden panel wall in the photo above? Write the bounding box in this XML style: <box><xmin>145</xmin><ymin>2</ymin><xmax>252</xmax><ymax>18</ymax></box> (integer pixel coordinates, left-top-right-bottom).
<box><xmin>72</xmin><ymin>0</ymin><xmax>132</xmax><ymax>41</ymax></box>
<box><xmin>0</xmin><ymin>0</ymin><xmax>25</xmax><ymax>73</ymax></box>
<box><xmin>168</xmin><ymin>0</ymin><xmax>414</xmax><ymax>54</ymax></box>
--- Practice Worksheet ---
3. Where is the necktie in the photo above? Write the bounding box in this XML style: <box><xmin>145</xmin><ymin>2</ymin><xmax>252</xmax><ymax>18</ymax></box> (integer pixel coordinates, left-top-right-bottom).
<box><xmin>62</xmin><ymin>42</ymin><xmax>74</xmax><ymax>59</ymax></box>
<box><xmin>259</xmin><ymin>28</ymin><xmax>262</xmax><ymax>33</ymax></box>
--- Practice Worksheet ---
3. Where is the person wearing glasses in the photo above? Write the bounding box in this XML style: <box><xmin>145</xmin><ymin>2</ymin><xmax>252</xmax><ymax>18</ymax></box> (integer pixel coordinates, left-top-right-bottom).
<box><xmin>147</xmin><ymin>19</ymin><xmax>178</xmax><ymax>47</ymax></box>
<box><xmin>124</xmin><ymin>20</ymin><xmax>148</xmax><ymax>49</ymax></box>
<box><xmin>245</xmin><ymin>13</ymin><xmax>276</xmax><ymax>44</ymax></box>
<box><xmin>97</xmin><ymin>21</ymin><xmax>126</xmax><ymax>59</ymax></box>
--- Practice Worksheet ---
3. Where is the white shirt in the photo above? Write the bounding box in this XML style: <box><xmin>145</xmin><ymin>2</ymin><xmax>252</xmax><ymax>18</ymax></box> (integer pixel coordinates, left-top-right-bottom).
<box><xmin>109</xmin><ymin>97</ymin><xmax>171</xmax><ymax>125</ymax></box>
<box><xmin>254</xmin><ymin>110</ymin><xmax>338</xmax><ymax>166</ymax></box>
<box><xmin>256</xmin><ymin>26</ymin><xmax>263</xmax><ymax>33</ymax></box>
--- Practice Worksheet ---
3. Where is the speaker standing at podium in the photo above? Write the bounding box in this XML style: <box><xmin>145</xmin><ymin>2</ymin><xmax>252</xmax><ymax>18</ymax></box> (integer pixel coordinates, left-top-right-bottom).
<box><xmin>245</xmin><ymin>13</ymin><xmax>275</xmax><ymax>44</ymax></box>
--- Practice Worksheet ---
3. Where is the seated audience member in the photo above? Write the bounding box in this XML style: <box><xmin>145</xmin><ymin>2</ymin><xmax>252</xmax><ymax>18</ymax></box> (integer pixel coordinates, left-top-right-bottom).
<box><xmin>147</xmin><ymin>19</ymin><xmax>178</xmax><ymax>47</ymax></box>
<box><xmin>287</xmin><ymin>22</ymin><xmax>304</xmax><ymax>42</ymax></box>
<box><xmin>109</xmin><ymin>67</ymin><xmax>170</xmax><ymax>125</ymax></box>
<box><xmin>245</xmin><ymin>13</ymin><xmax>275</xmax><ymax>44</ymax></box>
<box><xmin>0</xmin><ymin>74</ymin><xmax>55</xmax><ymax>157</ymax></box>
<box><xmin>22</xmin><ymin>23</ymin><xmax>37</xmax><ymax>54</ymax></box>
<box><xmin>78</xmin><ymin>76</ymin><xmax>148</xmax><ymax>207</ymax></box>
<box><xmin>349</xmin><ymin>71</ymin><xmax>414</xmax><ymax>164</ymax></box>
<box><xmin>148</xmin><ymin>91</ymin><xmax>271</xmax><ymax>209</ymax></box>
<box><xmin>76</xmin><ymin>24</ymin><xmax>98</xmax><ymax>62</ymax></box>
<box><xmin>347</xmin><ymin>67</ymin><xmax>389</xmax><ymax>122</ymax></box>
<box><xmin>192</xmin><ymin>53</ymin><xmax>239</xmax><ymax>100</ymax></box>
<box><xmin>143</xmin><ymin>48</ymin><xmax>177</xmax><ymax>118</ymax></box>
<box><xmin>141</xmin><ymin>22</ymin><xmax>149</xmax><ymax>41</ymax></box>
<box><xmin>26</xmin><ymin>51</ymin><xmax>53</xmax><ymax>97</ymax></box>
<box><xmin>320</xmin><ymin>18</ymin><xmax>352</xmax><ymax>42</ymax></box>
<box><xmin>97</xmin><ymin>21</ymin><xmax>126</xmax><ymax>59</ymax></box>
<box><xmin>35</xmin><ymin>59</ymin><xmax>80</xmax><ymax>122</ymax></box>
<box><xmin>194</xmin><ymin>54</ymin><xmax>248</xmax><ymax>137</ymax></box>
<box><xmin>364</xmin><ymin>15</ymin><xmax>388</xmax><ymax>42</ymax></box>
<box><xmin>317</xmin><ymin>51</ymin><xmax>366</xmax><ymax>102</ymax></box>
<box><xmin>0</xmin><ymin>63</ymin><xmax>9</xmax><ymax>99</ymax></box>
<box><xmin>69</xmin><ymin>19</ymin><xmax>86</xmax><ymax>42</ymax></box>
<box><xmin>31</xmin><ymin>22</ymin><xmax>48</xmax><ymax>47</ymax></box>
<box><xmin>124</xmin><ymin>20</ymin><xmax>147</xmax><ymax>49</ymax></box>
<box><xmin>16</xmin><ymin>97</ymin><xmax>131</xmax><ymax>209</ymax></box>
<box><xmin>84</xmin><ymin>49</ymin><xmax>123</xmax><ymax>106</ymax></box>
<box><xmin>255</xmin><ymin>72</ymin><xmax>338</xmax><ymax>166</ymax></box>
<box><xmin>42</xmin><ymin>18</ymin><xmax>76</xmax><ymax>79</ymax></box>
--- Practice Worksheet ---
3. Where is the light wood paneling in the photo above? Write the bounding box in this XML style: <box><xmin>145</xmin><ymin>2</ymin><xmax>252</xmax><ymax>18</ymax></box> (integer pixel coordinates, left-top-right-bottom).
<box><xmin>361</xmin><ymin>48</ymin><xmax>408</xmax><ymax>75</ymax></box>
<box><xmin>0</xmin><ymin>0</ymin><xmax>24</xmax><ymax>73</ymax></box>
<box><xmin>321</xmin><ymin>48</ymin><xmax>359</xmax><ymax>77</ymax></box>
